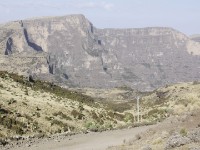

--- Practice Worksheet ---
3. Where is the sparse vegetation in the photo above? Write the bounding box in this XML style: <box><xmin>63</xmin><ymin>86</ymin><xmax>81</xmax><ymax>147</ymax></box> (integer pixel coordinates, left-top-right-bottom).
<box><xmin>53</xmin><ymin>111</ymin><xmax>72</xmax><ymax>120</ymax></box>
<box><xmin>0</xmin><ymin>114</ymin><xmax>26</xmax><ymax>135</ymax></box>
<box><xmin>0</xmin><ymin>84</ymin><xmax>3</xmax><ymax>88</ymax></box>
<box><xmin>124</xmin><ymin>112</ymin><xmax>133</xmax><ymax>122</ymax></box>
<box><xmin>152</xmin><ymin>137</ymin><xmax>163</xmax><ymax>145</ymax></box>
<box><xmin>193</xmin><ymin>81</ymin><xmax>200</xmax><ymax>85</ymax></box>
<box><xmin>114</xmin><ymin>112</ymin><xmax>124</xmax><ymax>121</ymax></box>
<box><xmin>104</xmin><ymin>102</ymin><xmax>132</xmax><ymax>113</ymax></box>
<box><xmin>84</xmin><ymin>121</ymin><xmax>103</xmax><ymax>132</ymax></box>
<box><xmin>1</xmin><ymin>71</ymin><xmax>200</xmax><ymax>149</ymax></box>
<box><xmin>8</xmin><ymin>98</ymin><xmax>17</xmax><ymax>105</ymax></box>
<box><xmin>0</xmin><ymin>71</ymin><xmax>95</xmax><ymax>106</ymax></box>
<box><xmin>180</xmin><ymin>128</ymin><xmax>187</xmax><ymax>137</ymax></box>
<box><xmin>71</xmin><ymin>109</ymin><xmax>84</xmax><ymax>119</ymax></box>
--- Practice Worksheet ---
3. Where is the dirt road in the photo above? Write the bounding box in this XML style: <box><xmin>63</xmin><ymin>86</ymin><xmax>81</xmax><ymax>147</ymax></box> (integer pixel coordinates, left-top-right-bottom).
<box><xmin>10</xmin><ymin>125</ymin><xmax>154</xmax><ymax>150</ymax></box>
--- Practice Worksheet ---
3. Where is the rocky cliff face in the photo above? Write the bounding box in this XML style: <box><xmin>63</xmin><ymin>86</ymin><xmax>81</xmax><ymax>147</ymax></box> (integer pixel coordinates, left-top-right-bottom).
<box><xmin>0</xmin><ymin>14</ymin><xmax>200</xmax><ymax>91</ymax></box>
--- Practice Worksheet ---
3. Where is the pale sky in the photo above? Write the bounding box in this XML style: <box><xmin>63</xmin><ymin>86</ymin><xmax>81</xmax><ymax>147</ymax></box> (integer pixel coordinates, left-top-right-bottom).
<box><xmin>0</xmin><ymin>0</ymin><xmax>199</xmax><ymax>35</ymax></box>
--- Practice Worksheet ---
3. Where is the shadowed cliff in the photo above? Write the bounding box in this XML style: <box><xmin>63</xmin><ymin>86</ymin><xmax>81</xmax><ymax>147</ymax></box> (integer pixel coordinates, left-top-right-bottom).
<box><xmin>0</xmin><ymin>14</ymin><xmax>200</xmax><ymax>91</ymax></box>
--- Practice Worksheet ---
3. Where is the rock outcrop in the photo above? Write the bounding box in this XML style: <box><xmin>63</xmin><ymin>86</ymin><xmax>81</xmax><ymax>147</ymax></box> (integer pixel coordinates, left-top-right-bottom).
<box><xmin>0</xmin><ymin>14</ymin><xmax>200</xmax><ymax>91</ymax></box>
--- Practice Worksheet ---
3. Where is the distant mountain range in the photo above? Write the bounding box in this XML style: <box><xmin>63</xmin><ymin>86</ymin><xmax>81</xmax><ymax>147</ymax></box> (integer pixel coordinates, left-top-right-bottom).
<box><xmin>0</xmin><ymin>14</ymin><xmax>200</xmax><ymax>91</ymax></box>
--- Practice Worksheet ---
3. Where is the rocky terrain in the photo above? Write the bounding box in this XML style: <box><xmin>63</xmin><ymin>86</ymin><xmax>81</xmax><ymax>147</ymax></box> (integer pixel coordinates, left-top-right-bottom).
<box><xmin>107</xmin><ymin>81</ymin><xmax>200</xmax><ymax>149</ymax></box>
<box><xmin>1</xmin><ymin>14</ymin><xmax>200</xmax><ymax>149</ymax></box>
<box><xmin>1</xmin><ymin>71</ymin><xmax>200</xmax><ymax>149</ymax></box>
<box><xmin>0</xmin><ymin>71</ymin><xmax>142</xmax><ymax>149</ymax></box>
<box><xmin>108</xmin><ymin>113</ymin><xmax>200</xmax><ymax>150</ymax></box>
<box><xmin>0</xmin><ymin>14</ymin><xmax>200</xmax><ymax>90</ymax></box>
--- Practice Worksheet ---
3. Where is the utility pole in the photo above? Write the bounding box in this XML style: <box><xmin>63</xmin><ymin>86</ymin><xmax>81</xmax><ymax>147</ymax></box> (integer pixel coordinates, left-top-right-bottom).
<box><xmin>137</xmin><ymin>96</ymin><xmax>140</xmax><ymax>123</ymax></box>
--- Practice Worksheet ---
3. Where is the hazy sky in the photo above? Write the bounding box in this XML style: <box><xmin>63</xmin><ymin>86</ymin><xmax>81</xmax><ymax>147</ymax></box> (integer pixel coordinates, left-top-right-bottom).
<box><xmin>0</xmin><ymin>0</ymin><xmax>199</xmax><ymax>35</ymax></box>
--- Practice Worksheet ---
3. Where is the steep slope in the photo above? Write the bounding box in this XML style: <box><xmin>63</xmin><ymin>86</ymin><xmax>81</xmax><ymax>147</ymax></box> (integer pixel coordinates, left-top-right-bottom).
<box><xmin>0</xmin><ymin>71</ymin><xmax>136</xmax><ymax>143</ymax></box>
<box><xmin>0</xmin><ymin>14</ymin><xmax>200</xmax><ymax>90</ymax></box>
<box><xmin>96</xmin><ymin>28</ymin><xmax>200</xmax><ymax>90</ymax></box>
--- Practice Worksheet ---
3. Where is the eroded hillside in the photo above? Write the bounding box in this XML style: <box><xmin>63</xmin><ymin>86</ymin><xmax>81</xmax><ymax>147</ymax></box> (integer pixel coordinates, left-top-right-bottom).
<box><xmin>0</xmin><ymin>15</ymin><xmax>200</xmax><ymax>90</ymax></box>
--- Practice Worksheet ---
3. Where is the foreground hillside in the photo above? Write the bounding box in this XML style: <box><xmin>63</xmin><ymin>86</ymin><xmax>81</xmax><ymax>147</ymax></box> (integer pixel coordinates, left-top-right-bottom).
<box><xmin>1</xmin><ymin>77</ymin><xmax>200</xmax><ymax>150</ymax></box>
<box><xmin>1</xmin><ymin>71</ymin><xmax>200</xmax><ymax>149</ymax></box>
<box><xmin>108</xmin><ymin>82</ymin><xmax>200</xmax><ymax>149</ymax></box>
<box><xmin>0</xmin><ymin>71</ymin><xmax>138</xmax><ymax>147</ymax></box>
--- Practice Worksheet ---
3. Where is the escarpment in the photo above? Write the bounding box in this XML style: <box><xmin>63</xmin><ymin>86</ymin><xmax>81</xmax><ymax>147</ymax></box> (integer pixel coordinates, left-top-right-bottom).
<box><xmin>0</xmin><ymin>14</ymin><xmax>200</xmax><ymax>91</ymax></box>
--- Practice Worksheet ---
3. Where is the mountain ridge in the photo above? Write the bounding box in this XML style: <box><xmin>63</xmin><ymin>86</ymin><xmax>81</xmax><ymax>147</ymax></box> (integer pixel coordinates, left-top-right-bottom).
<box><xmin>0</xmin><ymin>14</ymin><xmax>200</xmax><ymax>91</ymax></box>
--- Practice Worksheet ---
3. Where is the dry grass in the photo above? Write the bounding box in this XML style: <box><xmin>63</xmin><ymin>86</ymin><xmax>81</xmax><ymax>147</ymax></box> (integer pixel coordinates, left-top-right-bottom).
<box><xmin>107</xmin><ymin>82</ymin><xmax>200</xmax><ymax>150</ymax></box>
<box><xmin>0</xmin><ymin>72</ymin><xmax>140</xmax><ymax>140</ymax></box>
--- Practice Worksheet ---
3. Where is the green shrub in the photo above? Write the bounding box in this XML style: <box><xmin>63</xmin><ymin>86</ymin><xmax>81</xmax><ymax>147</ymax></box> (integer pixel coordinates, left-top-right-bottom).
<box><xmin>53</xmin><ymin>111</ymin><xmax>72</xmax><ymax>120</ymax></box>
<box><xmin>71</xmin><ymin>110</ymin><xmax>84</xmax><ymax>119</ymax></box>
<box><xmin>0</xmin><ymin>84</ymin><xmax>3</xmax><ymax>88</ymax></box>
<box><xmin>114</xmin><ymin>112</ymin><xmax>124</xmax><ymax>121</ymax></box>
<box><xmin>99</xmin><ymin>114</ymin><xmax>104</xmax><ymax>118</ymax></box>
<box><xmin>91</xmin><ymin>111</ymin><xmax>98</xmax><ymax>120</ymax></box>
<box><xmin>148</xmin><ymin>108</ymin><xmax>166</xmax><ymax>117</ymax></box>
<box><xmin>22</xmin><ymin>102</ymin><xmax>27</xmax><ymax>106</ymax></box>
<box><xmin>25</xmin><ymin>89</ymin><xmax>29</xmax><ymax>95</ymax></box>
<box><xmin>0</xmin><ymin>115</ymin><xmax>27</xmax><ymax>134</ymax></box>
<box><xmin>50</xmin><ymin>119</ymin><xmax>74</xmax><ymax>132</ymax></box>
<box><xmin>107</xmin><ymin>111</ymin><xmax>114</xmax><ymax>118</ymax></box>
<box><xmin>24</xmin><ymin>114</ymin><xmax>33</xmax><ymax>121</ymax></box>
<box><xmin>35</xmin><ymin>112</ymin><xmax>40</xmax><ymax>118</ymax></box>
<box><xmin>84</xmin><ymin>122</ymin><xmax>93</xmax><ymax>129</ymax></box>
<box><xmin>84</xmin><ymin>122</ymin><xmax>100</xmax><ymax>132</ymax></box>
<box><xmin>0</xmin><ymin>133</ymin><xmax>4</xmax><ymax>138</ymax></box>
<box><xmin>45</xmin><ymin>116</ymin><xmax>52</xmax><ymax>121</ymax></box>
<box><xmin>105</xmin><ymin>102</ymin><xmax>132</xmax><ymax>113</ymax></box>
<box><xmin>12</xmin><ymin>126</ymin><xmax>24</xmax><ymax>135</ymax></box>
<box><xmin>104</xmin><ymin>122</ymin><xmax>113</xmax><ymax>130</ymax></box>
<box><xmin>124</xmin><ymin>112</ymin><xmax>133</xmax><ymax>122</ymax></box>
<box><xmin>180</xmin><ymin>128</ymin><xmax>187</xmax><ymax>137</ymax></box>
<box><xmin>2</xmin><ymin>118</ymin><xmax>12</xmax><ymax>129</ymax></box>
<box><xmin>32</xmin><ymin>121</ymin><xmax>39</xmax><ymax>131</ymax></box>
<box><xmin>78</xmin><ymin>104</ymin><xmax>84</xmax><ymax>111</ymax></box>
<box><xmin>51</xmin><ymin>119</ymin><xmax>65</xmax><ymax>127</ymax></box>
<box><xmin>0</xmin><ymin>138</ymin><xmax>8</xmax><ymax>146</ymax></box>
<box><xmin>8</xmin><ymin>98</ymin><xmax>17</xmax><ymax>105</ymax></box>
<box><xmin>0</xmin><ymin>107</ymin><xmax>9</xmax><ymax>114</ymax></box>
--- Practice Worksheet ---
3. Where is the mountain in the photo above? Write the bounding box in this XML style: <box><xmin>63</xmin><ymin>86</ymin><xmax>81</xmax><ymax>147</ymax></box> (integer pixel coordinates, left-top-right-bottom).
<box><xmin>190</xmin><ymin>34</ymin><xmax>200</xmax><ymax>42</ymax></box>
<box><xmin>0</xmin><ymin>14</ymin><xmax>200</xmax><ymax>91</ymax></box>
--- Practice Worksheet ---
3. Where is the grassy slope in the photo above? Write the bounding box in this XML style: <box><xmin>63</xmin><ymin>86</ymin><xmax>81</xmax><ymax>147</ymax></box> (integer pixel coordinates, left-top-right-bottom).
<box><xmin>2</xmin><ymin>71</ymin><xmax>200</xmax><ymax>149</ymax></box>
<box><xmin>0</xmin><ymin>71</ymin><xmax>136</xmax><ymax>139</ymax></box>
<box><xmin>70</xmin><ymin>81</ymin><xmax>200</xmax><ymax>126</ymax></box>
<box><xmin>142</xmin><ymin>82</ymin><xmax>200</xmax><ymax>121</ymax></box>
<box><xmin>108</xmin><ymin>82</ymin><xmax>200</xmax><ymax>150</ymax></box>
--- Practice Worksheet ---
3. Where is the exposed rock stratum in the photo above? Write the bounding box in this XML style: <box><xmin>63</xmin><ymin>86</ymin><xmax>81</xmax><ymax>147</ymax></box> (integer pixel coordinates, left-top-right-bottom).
<box><xmin>0</xmin><ymin>14</ymin><xmax>200</xmax><ymax>91</ymax></box>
